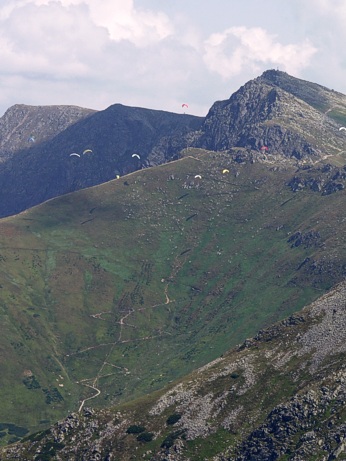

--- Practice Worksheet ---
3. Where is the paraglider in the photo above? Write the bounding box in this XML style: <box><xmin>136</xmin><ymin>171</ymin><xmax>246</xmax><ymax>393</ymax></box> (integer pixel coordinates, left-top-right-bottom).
<box><xmin>340</xmin><ymin>127</ymin><xmax>346</xmax><ymax>131</ymax></box>
<box><xmin>132</xmin><ymin>153</ymin><xmax>141</xmax><ymax>159</ymax></box>
<box><xmin>222</xmin><ymin>169</ymin><xmax>230</xmax><ymax>174</ymax></box>
<box><xmin>28</xmin><ymin>135</ymin><xmax>35</xmax><ymax>143</ymax></box>
<box><xmin>182</xmin><ymin>103</ymin><xmax>188</xmax><ymax>108</ymax></box>
<box><xmin>194</xmin><ymin>174</ymin><xmax>202</xmax><ymax>179</ymax></box>
<box><xmin>70</xmin><ymin>153</ymin><xmax>81</xmax><ymax>158</ymax></box>
<box><xmin>260</xmin><ymin>146</ymin><xmax>269</xmax><ymax>151</ymax></box>
<box><xmin>82</xmin><ymin>149</ymin><xmax>93</xmax><ymax>155</ymax></box>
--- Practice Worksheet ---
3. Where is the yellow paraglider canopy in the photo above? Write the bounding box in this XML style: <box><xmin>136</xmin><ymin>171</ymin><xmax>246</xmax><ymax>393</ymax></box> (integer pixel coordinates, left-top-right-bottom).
<box><xmin>222</xmin><ymin>169</ymin><xmax>229</xmax><ymax>174</ymax></box>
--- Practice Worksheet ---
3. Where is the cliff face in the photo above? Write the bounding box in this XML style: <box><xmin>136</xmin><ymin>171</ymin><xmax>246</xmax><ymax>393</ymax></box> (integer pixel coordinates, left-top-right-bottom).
<box><xmin>4</xmin><ymin>281</ymin><xmax>346</xmax><ymax>460</ymax></box>
<box><xmin>197</xmin><ymin>70</ymin><xmax>346</xmax><ymax>163</ymax></box>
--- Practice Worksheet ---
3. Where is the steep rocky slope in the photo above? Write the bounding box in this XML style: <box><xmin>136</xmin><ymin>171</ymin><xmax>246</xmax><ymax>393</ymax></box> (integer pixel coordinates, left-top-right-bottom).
<box><xmin>197</xmin><ymin>70</ymin><xmax>346</xmax><ymax>164</ymax></box>
<box><xmin>3</xmin><ymin>280</ymin><xmax>346</xmax><ymax>460</ymax></box>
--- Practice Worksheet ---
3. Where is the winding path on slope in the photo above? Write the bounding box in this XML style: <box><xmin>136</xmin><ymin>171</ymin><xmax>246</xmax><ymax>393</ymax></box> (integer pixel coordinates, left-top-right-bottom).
<box><xmin>77</xmin><ymin>280</ymin><xmax>176</xmax><ymax>413</ymax></box>
<box><xmin>76</xmin><ymin>193</ymin><xmax>197</xmax><ymax>412</ymax></box>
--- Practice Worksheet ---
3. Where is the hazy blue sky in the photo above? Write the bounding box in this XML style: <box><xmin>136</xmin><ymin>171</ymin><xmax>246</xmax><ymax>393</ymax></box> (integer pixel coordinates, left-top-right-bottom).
<box><xmin>0</xmin><ymin>0</ymin><xmax>345</xmax><ymax>116</ymax></box>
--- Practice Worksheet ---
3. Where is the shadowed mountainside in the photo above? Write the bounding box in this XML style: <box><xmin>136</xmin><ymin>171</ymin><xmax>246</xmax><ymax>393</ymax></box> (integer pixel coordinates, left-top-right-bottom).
<box><xmin>0</xmin><ymin>104</ymin><xmax>202</xmax><ymax>217</ymax></box>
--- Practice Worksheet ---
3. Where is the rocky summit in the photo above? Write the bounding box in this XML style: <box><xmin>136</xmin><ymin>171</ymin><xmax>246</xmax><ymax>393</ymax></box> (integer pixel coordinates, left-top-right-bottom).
<box><xmin>0</xmin><ymin>104</ymin><xmax>96</xmax><ymax>163</ymax></box>
<box><xmin>197</xmin><ymin>70</ymin><xmax>346</xmax><ymax>162</ymax></box>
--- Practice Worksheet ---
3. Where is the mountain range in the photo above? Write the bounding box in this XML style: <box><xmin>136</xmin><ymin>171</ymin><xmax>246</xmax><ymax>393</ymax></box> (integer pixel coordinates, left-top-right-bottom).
<box><xmin>0</xmin><ymin>70</ymin><xmax>346</xmax><ymax>460</ymax></box>
<box><xmin>1</xmin><ymin>69</ymin><xmax>346</xmax><ymax>219</ymax></box>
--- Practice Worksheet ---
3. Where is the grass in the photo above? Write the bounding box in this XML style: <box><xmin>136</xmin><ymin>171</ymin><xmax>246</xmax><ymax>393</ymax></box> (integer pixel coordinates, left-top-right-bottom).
<box><xmin>184</xmin><ymin>428</ymin><xmax>235</xmax><ymax>459</ymax></box>
<box><xmin>1</xmin><ymin>150</ymin><xmax>346</xmax><ymax>438</ymax></box>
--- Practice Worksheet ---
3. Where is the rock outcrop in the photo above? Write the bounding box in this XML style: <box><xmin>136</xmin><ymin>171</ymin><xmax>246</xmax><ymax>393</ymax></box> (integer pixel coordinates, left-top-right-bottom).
<box><xmin>0</xmin><ymin>104</ymin><xmax>95</xmax><ymax>161</ymax></box>
<box><xmin>197</xmin><ymin>70</ymin><xmax>346</xmax><ymax>161</ymax></box>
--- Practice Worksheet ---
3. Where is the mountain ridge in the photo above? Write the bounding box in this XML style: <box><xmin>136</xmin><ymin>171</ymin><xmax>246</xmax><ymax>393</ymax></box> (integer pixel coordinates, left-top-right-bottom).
<box><xmin>0</xmin><ymin>104</ymin><xmax>96</xmax><ymax>161</ymax></box>
<box><xmin>0</xmin><ymin>103</ymin><xmax>203</xmax><ymax>217</ymax></box>
<box><xmin>1</xmin><ymin>70</ymin><xmax>346</xmax><ymax>218</ymax></box>
<box><xmin>197</xmin><ymin>70</ymin><xmax>346</xmax><ymax>161</ymax></box>
<box><xmin>0</xmin><ymin>70</ymin><xmax>346</xmax><ymax>459</ymax></box>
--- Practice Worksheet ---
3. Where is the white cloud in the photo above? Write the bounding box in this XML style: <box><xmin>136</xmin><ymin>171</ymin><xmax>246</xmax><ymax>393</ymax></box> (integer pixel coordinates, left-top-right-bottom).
<box><xmin>0</xmin><ymin>0</ymin><xmax>201</xmax><ymax>114</ymax></box>
<box><xmin>0</xmin><ymin>0</ymin><xmax>175</xmax><ymax>78</ymax></box>
<box><xmin>86</xmin><ymin>0</ymin><xmax>174</xmax><ymax>45</ymax></box>
<box><xmin>0</xmin><ymin>0</ymin><xmax>177</xmax><ymax>81</ymax></box>
<box><xmin>203</xmin><ymin>26</ymin><xmax>317</xmax><ymax>79</ymax></box>
<box><xmin>0</xmin><ymin>0</ymin><xmax>174</xmax><ymax>46</ymax></box>
<box><xmin>62</xmin><ymin>0</ymin><xmax>172</xmax><ymax>45</ymax></box>
<box><xmin>0</xmin><ymin>1</ymin><xmax>344</xmax><ymax>118</ymax></box>
<box><xmin>0</xmin><ymin>2</ymin><xmax>107</xmax><ymax>78</ymax></box>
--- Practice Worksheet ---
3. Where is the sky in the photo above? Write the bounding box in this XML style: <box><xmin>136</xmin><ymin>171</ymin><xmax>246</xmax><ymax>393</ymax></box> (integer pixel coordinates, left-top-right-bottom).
<box><xmin>0</xmin><ymin>0</ymin><xmax>345</xmax><ymax>117</ymax></box>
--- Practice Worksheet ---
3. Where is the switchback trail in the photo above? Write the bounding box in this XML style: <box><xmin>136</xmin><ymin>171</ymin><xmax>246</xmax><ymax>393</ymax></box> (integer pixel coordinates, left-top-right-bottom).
<box><xmin>77</xmin><ymin>281</ymin><xmax>175</xmax><ymax>412</ymax></box>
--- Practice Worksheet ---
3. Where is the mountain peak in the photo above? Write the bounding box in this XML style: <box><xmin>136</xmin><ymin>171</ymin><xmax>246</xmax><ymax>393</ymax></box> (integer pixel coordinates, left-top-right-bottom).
<box><xmin>259</xmin><ymin>68</ymin><xmax>289</xmax><ymax>81</ymax></box>
<box><xmin>258</xmin><ymin>68</ymin><xmax>346</xmax><ymax>110</ymax></box>
<box><xmin>198</xmin><ymin>69</ymin><xmax>346</xmax><ymax>161</ymax></box>
<box><xmin>259</xmin><ymin>68</ymin><xmax>325</xmax><ymax>90</ymax></box>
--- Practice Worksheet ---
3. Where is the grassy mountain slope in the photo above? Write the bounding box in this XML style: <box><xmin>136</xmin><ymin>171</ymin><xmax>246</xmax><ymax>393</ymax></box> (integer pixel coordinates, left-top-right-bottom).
<box><xmin>4</xmin><ymin>279</ymin><xmax>346</xmax><ymax>460</ymax></box>
<box><xmin>1</xmin><ymin>148</ymin><xmax>346</xmax><ymax>441</ymax></box>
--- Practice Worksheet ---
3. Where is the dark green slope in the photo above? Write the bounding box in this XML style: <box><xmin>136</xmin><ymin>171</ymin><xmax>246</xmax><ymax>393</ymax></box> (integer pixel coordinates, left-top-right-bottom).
<box><xmin>0</xmin><ymin>148</ymin><xmax>346</xmax><ymax>439</ymax></box>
